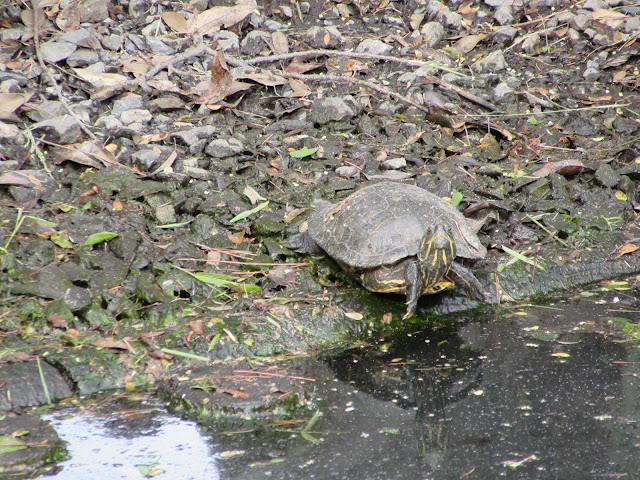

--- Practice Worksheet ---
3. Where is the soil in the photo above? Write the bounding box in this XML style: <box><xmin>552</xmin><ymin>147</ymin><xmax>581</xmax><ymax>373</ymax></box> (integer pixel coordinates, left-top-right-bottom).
<box><xmin>1</xmin><ymin>0</ymin><xmax>640</xmax><ymax>474</ymax></box>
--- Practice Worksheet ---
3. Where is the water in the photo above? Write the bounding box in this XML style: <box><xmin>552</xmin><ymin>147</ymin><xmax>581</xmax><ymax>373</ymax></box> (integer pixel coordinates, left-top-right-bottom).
<box><xmin>40</xmin><ymin>294</ymin><xmax>640</xmax><ymax>480</ymax></box>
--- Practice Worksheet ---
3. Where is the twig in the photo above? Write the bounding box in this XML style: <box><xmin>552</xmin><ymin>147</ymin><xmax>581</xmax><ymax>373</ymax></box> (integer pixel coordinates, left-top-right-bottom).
<box><xmin>93</xmin><ymin>43</ymin><xmax>213</xmax><ymax>102</ymax></box>
<box><xmin>29</xmin><ymin>0</ymin><xmax>98</xmax><ymax>142</ymax></box>
<box><xmin>280</xmin><ymin>72</ymin><xmax>517</xmax><ymax>137</ymax></box>
<box><xmin>237</xmin><ymin>49</ymin><xmax>497</xmax><ymax>111</ymax></box>
<box><xmin>280</xmin><ymin>71</ymin><xmax>437</xmax><ymax>118</ymax></box>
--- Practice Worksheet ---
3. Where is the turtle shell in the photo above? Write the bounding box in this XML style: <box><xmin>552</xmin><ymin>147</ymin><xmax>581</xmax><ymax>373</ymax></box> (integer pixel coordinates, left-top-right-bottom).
<box><xmin>307</xmin><ymin>182</ymin><xmax>486</xmax><ymax>269</ymax></box>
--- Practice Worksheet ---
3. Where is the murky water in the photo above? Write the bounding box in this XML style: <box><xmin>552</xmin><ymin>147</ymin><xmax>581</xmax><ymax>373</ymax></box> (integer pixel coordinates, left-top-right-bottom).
<box><xmin>41</xmin><ymin>294</ymin><xmax>640</xmax><ymax>480</ymax></box>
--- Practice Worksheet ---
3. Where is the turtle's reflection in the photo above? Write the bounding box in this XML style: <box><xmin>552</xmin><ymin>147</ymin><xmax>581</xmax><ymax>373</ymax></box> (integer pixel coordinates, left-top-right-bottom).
<box><xmin>327</xmin><ymin>333</ymin><xmax>482</xmax><ymax>469</ymax></box>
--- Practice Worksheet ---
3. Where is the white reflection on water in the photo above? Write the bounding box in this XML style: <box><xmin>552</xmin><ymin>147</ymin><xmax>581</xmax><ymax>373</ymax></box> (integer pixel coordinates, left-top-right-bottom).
<box><xmin>43</xmin><ymin>410</ymin><xmax>220</xmax><ymax>480</ymax></box>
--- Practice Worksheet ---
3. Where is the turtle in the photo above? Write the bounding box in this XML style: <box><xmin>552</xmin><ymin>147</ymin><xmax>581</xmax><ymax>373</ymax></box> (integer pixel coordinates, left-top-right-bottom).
<box><xmin>287</xmin><ymin>182</ymin><xmax>489</xmax><ymax>318</ymax></box>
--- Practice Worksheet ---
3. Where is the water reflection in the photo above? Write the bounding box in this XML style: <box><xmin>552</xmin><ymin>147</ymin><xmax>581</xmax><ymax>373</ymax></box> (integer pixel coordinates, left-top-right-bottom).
<box><xmin>43</xmin><ymin>398</ymin><xmax>220</xmax><ymax>480</ymax></box>
<box><xmin>211</xmin><ymin>301</ymin><xmax>640</xmax><ymax>479</ymax></box>
<box><xmin>39</xmin><ymin>299</ymin><xmax>640</xmax><ymax>480</ymax></box>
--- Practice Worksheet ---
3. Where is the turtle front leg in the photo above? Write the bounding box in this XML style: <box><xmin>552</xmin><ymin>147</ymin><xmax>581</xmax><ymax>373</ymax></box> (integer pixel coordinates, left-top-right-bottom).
<box><xmin>403</xmin><ymin>259</ymin><xmax>423</xmax><ymax>319</ymax></box>
<box><xmin>448</xmin><ymin>262</ymin><xmax>489</xmax><ymax>302</ymax></box>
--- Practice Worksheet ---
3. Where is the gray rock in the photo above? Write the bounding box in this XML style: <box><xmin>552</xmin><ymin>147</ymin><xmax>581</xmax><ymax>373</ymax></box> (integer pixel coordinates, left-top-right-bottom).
<box><xmin>120</xmin><ymin>109</ymin><xmax>152</xmax><ymax>125</ymax></box>
<box><xmin>102</xmin><ymin>34</ymin><xmax>124</xmax><ymax>51</ymax></box>
<box><xmin>125</xmin><ymin>33</ymin><xmax>146</xmax><ymax>52</ymax></box>
<box><xmin>31</xmin><ymin>116</ymin><xmax>81</xmax><ymax>144</ymax></box>
<box><xmin>95</xmin><ymin>115</ymin><xmax>123</xmax><ymax>134</ymax></box>
<box><xmin>205</xmin><ymin>137</ymin><xmax>244</xmax><ymax>158</ymax></box>
<box><xmin>154</xmin><ymin>204</ymin><xmax>177</xmax><ymax>224</ymax></box>
<box><xmin>1</xmin><ymin>28</ymin><xmax>25</xmax><ymax>42</ymax></box>
<box><xmin>473</xmin><ymin>50</ymin><xmax>506</xmax><ymax>72</ymax></box>
<box><xmin>420</xmin><ymin>22</ymin><xmax>445</xmax><ymax>47</ymax></box>
<box><xmin>63</xmin><ymin>287</ymin><xmax>91</xmax><ymax>311</ymax></box>
<box><xmin>0</xmin><ymin>121</ymin><xmax>21</xmax><ymax>139</ymax></box>
<box><xmin>132</xmin><ymin>148</ymin><xmax>161</xmax><ymax>168</ymax></box>
<box><xmin>355</xmin><ymin>38</ymin><xmax>393</xmax><ymax>55</ymax></box>
<box><xmin>493</xmin><ymin>26</ymin><xmax>518</xmax><ymax>43</ymax></box>
<box><xmin>66</xmin><ymin>48</ymin><xmax>100</xmax><ymax>67</ymax></box>
<box><xmin>382</xmin><ymin>157</ymin><xmax>407</xmax><ymax>170</ymax></box>
<box><xmin>570</xmin><ymin>13</ymin><xmax>590</xmax><ymax>30</ymax></box>
<box><xmin>583</xmin><ymin>66</ymin><xmax>600</xmax><ymax>81</ymax></box>
<box><xmin>624</xmin><ymin>16</ymin><xmax>640</xmax><ymax>33</ymax></box>
<box><xmin>215</xmin><ymin>31</ymin><xmax>240</xmax><ymax>52</ymax></box>
<box><xmin>172</xmin><ymin>126</ymin><xmax>217</xmax><ymax>154</ymax></box>
<box><xmin>595</xmin><ymin>163</ymin><xmax>621</xmax><ymax>188</ymax></box>
<box><xmin>113</xmin><ymin>93</ymin><xmax>144</xmax><ymax>115</ymax></box>
<box><xmin>493</xmin><ymin>81</ymin><xmax>513</xmax><ymax>100</ymax></box>
<box><xmin>241</xmin><ymin>30</ymin><xmax>271</xmax><ymax>55</ymax></box>
<box><xmin>335</xmin><ymin>166</ymin><xmax>360</xmax><ymax>178</ymax></box>
<box><xmin>494</xmin><ymin>5</ymin><xmax>514</xmax><ymax>25</ymax></box>
<box><xmin>40</xmin><ymin>39</ymin><xmax>77</xmax><ymax>63</ymax></box>
<box><xmin>521</xmin><ymin>33</ymin><xmax>541</xmax><ymax>54</ymax></box>
<box><xmin>304</xmin><ymin>26</ymin><xmax>343</xmax><ymax>48</ymax></box>
<box><xmin>129</xmin><ymin>0</ymin><xmax>151</xmax><ymax>17</ymax></box>
<box><xmin>311</xmin><ymin>97</ymin><xmax>356</xmax><ymax>125</ymax></box>
<box><xmin>78</xmin><ymin>0</ymin><xmax>111</xmax><ymax>22</ymax></box>
<box><xmin>146</xmin><ymin>36</ymin><xmax>175</xmax><ymax>55</ymax></box>
<box><xmin>62</xmin><ymin>28</ymin><xmax>102</xmax><ymax>49</ymax></box>
<box><xmin>582</xmin><ymin>0</ymin><xmax>605</xmax><ymax>10</ymax></box>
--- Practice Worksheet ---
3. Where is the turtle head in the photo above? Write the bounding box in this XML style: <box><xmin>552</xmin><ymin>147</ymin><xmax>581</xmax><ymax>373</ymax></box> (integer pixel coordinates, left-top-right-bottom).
<box><xmin>418</xmin><ymin>224</ymin><xmax>456</xmax><ymax>289</ymax></box>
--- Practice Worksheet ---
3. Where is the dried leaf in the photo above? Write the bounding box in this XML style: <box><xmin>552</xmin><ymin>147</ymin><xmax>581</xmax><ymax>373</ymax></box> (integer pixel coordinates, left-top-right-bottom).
<box><xmin>0</xmin><ymin>170</ymin><xmax>50</xmax><ymax>188</ymax></box>
<box><xmin>47</xmin><ymin>314</ymin><xmax>68</xmax><ymax>328</ymax></box>
<box><xmin>616</xmin><ymin>243</ymin><xmax>639</xmax><ymax>258</ymax></box>
<box><xmin>21</xmin><ymin>7</ymin><xmax>45</xmax><ymax>28</ymax></box>
<box><xmin>0</xmin><ymin>92</ymin><xmax>33</xmax><ymax>119</ymax></box>
<box><xmin>271</xmin><ymin>31</ymin><xmax>289</xmax><ymax>54</ymax></box>
<box><xmin>592</xmin><ymin>9</ymin><xmax>626</xmax><ymax>29</ymax></box>
<box><xmin>92</xmin><ymin>336</ymin><xmax>132</xmax><ymax>350</ymax></box>
<box><xmin>243</xmin><ymin>185</ymin><xmax>265</xmax><ymax>204</ymax></box>
<box><xmin>285</xmin><ymin>61</ymin><xmax>322</xmax><ymax>74</ymax></box>
<box><xmin>288</xmin><ymin>78</ymin><xmax>311</xmax><ymax>97</ymax></box>
<box><xmin>54</xmin><ymin>141</ymin><xmax>120</xmax><ymax>168</ymax></box>
<box><xmin>189</xmin><ymin>5</ymin><xmax>256</xmax><ymax>36</ymax></box>
<box><xmin>161</xmin><ymin>12</ymin><xmax>189</xmax><ymax>33</ymax></box>
<box><xmin>454</xmin><ymin>34</ymin><xmax>485</xmax><ymax>54</ymax></box>
<box><xmin>121</xmin><ymin>57</ymin><xmax>150</xmax><ymax>77</ymax></box>
<box><xmin>189</xmin><ymin>320</ymin><xmax>204</xmax><ymax>335</ymax></box>
<box><xmin>531</xmin><ymin>159</ymin><xmax>587</xmax><ymax>178</ymax></box>
<box><xmin>196</xmin><ymin>51</ymin><xmax>233</xmax><ymax>105</ymax></box>
<box><xmin>75</xmin><ymin>68</ymin><xmax>128</xmax><ymax>87</ymax></box>
<box><xmin>237</xmin><ymin>71</ymin><xmax>287</xmax><ymax>86</ymax></box>
<box><xmin>267</xmin><ymin>265</ymin><xmax>298</xmax><ymax>287</ymax></box>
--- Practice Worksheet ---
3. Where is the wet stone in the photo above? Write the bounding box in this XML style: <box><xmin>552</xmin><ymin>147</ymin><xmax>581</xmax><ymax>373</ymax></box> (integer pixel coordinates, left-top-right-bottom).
<box><xmin>382</xmin><ymin>157</ymin><xmax>407</xmax><ymax>170</ymax></box>
<box><xmin>205</xmin><ymin>137</ymin><xmax>244</xmax><ymax>158</ymax></box>
<box><xmin>154</xmin><ymin>204</ymin><xmax>177</xmax><ymax>224</ymax></box>
<box><xmin>120</xmin><ymin>108</ymin><xmax>152</xmax><ymax>125</ymax></box>
<box><xmin>473</xmin><ymin>50</ymin><xmax>506</xmax><ymax>72</ymax></box>
<box><xmin>112</xmin><ymin>93</ymin><xmax>144</xmax><ymax>114</ymax></box>
<box><xmin>62</xmin><ymin>28</ymin><xmax>101</xmax><ymax>49</ymax></box>
<box><xmin>66</xmin><ymin>48</ymin><xmax>100</xmax><ymax>67</ymax></box>
<box><xmin>102</xmin><ymin>34</ymin><xmax>123</xmax><ymax>50</ymax></box>
<box><xmin>40</xmin><ymin>39</ymin><xmax>77</xmax><ymax>63</ymax></box>
<box><xmin>304</xmin><ymin>26</ymin><xmax>343</xmax><ymax>48</ymax></box>
<box><xmin>311</xmin><ymin>96</ymin><xmax>356</xmax><ymax>125</ymax></box>
<box><xmin>63</xmin><ymin>287</ymin><xmax>92</xmax><ymax>312</ymax></box>
<box><xmin>493</xmin><ymin>4</ymin><xmax>514</xmax><ymax>25</ymax></box>
<box><xmin>0</xmin><ymin>414</ymin><xmax>65</xmax><ymax>477</ymax></box>
<box><xmin>0</xmin><ymin>361</ymin><xmax>72</xmax><ymax>410</ymax></box>
<box><xmin>241</xmin><ymin>30</ymin><xmax>271</xmax><ymax>54</ymax></box>
<box><xmin>595</xmin><ymin>163</ymin><xmax>621</xmax><ymax>188</ymax></box>
<box><xmin>420</xmin><ymin>22</ymin><xmax>445</xmax><ymax>47</ymax></box>
<box><xmin>355</xmin><ymin>38</ymin><xmax>393</xmax><ymax>55</ymax></box>
<box><xmin>252</xmin><ymin>212</ymin><xmax>285</xmax><ymax>236</ymax></box>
